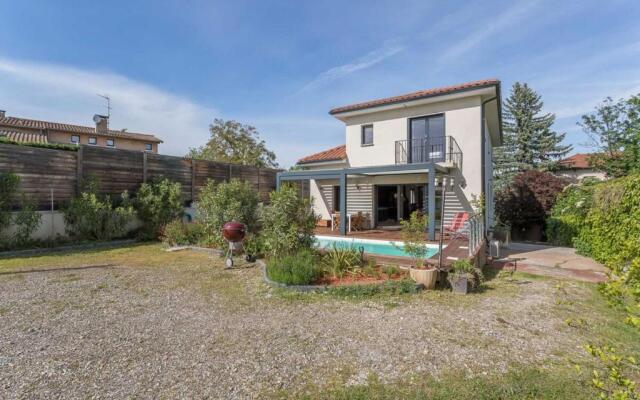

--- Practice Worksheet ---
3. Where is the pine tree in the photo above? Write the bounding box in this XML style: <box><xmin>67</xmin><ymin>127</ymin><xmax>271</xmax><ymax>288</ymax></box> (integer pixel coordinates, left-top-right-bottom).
<box><xmin>494</xmin><ymin>82</ymin><xmax>571</xmax><ymax>189</ymax></box>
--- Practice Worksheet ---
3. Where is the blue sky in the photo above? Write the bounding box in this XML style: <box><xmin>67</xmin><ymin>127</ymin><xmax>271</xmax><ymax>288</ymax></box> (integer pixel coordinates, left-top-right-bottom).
<box><xmin>0</xmin><ymin>0</ymin><xmax>639</xmax><ymax>167</ymax></box>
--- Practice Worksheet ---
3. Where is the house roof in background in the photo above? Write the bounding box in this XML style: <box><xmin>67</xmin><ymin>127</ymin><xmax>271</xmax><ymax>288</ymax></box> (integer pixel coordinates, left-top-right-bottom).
<box><xmin>0</xmin><ymin>115</ymin><xmax>163</xmax><ymax>143</ymax></box>
<box><xmin>297</xmin><ymin>144</ymin><xmax>346</xmax><ymax>164</ymax></box>
<box><xmin>0</xmin><ymin>129</ymin><xmax>48</xmax><ymax>144</ymax></box>
<box><xmin>559</xmin><ymin>153</ymin><xmax>594</xmax><ymax>169</ymax></box>
<box><xmin>329</xmin><ymin>78</ymin><xmax>500</xmax><ymax>115</ymax></box>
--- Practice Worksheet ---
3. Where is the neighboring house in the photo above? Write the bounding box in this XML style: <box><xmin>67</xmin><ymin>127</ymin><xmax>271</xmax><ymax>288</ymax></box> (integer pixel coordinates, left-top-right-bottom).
<box><xmin>556</xmin><ymin>153</ymin><xmax>607</xmax><ymax>182</ymax></box>
<box><xmin>278</xmin><ymin>79</ymin><xmax>503</xmax><ymax>239</ymax></box>
<box><xmin>0</xmin><ymin>110</ymin><xmax>162</xmax><ymax>153</ymax></box>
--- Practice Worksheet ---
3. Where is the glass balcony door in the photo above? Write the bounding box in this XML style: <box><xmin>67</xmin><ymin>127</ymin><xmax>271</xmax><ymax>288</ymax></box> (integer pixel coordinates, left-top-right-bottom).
<box><xmin>409</xmin><ymin>114</ymin><xmax>445</xmax><ymax>163</ymax></box>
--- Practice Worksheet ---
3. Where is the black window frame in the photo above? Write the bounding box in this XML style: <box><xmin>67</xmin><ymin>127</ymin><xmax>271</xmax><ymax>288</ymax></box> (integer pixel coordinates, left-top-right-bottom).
<box><xmin>106</xmin><ymin>138</ymin><xmax>115</xmax><ymax>147</ymax></box>
<box><xmin>70</xmin><ymin>135</ymin><xmax>80</xmax><ymax>144</ymax></box>
<box><xmin>88</xmin><ymin>137</ymin><xmax>97</xmax><ymax>145</ymax></box>
<box><xmin>361</xmin><ymin>124</ymin><xmax>374</xmax><ymax>146</ymax></box>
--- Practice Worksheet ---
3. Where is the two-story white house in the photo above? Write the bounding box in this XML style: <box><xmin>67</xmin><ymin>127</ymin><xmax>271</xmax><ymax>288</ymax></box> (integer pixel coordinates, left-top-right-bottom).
<box><xmin>277</xmin><ymin>79</ymin><xmax>503</xmax><ymax>240</ymax></box>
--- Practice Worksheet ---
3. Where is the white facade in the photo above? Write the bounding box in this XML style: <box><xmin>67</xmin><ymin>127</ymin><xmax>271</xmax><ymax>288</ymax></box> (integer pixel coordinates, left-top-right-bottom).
<box><xmin>300</xmin><ymin>82</ymin><xmax>502</xmax><ymax>231</ymax></box>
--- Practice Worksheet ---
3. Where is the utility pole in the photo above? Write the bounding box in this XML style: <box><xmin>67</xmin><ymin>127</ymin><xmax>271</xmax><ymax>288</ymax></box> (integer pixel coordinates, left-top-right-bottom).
<box><xmin>97</xmin><ymin>94</ymin><xmax>111</xmax><ymax>118</ymax></box>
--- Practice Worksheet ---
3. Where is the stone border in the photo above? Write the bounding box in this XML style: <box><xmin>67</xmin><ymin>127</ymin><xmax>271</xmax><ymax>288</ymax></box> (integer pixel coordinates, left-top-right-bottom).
<box><xmin>0</xmin><ymin>239</ymin><xmax>137</xmax><ymax>259</ymax></box>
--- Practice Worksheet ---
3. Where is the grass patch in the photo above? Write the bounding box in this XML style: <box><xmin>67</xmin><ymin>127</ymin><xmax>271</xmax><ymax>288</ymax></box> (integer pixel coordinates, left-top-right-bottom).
<box><xmin>271</xmin><ymin>367</ymin><xmax>594</xmax><ymax>400</ymax></box>
<box><xmin>0</xmin><ymin>243</ymin><xmax>211</xmax><ymax>272</ymax></box>
<box><xmin>326</xmin><ymin>279</ymin><xmax>419</xmax><ymax>299</ymax></box>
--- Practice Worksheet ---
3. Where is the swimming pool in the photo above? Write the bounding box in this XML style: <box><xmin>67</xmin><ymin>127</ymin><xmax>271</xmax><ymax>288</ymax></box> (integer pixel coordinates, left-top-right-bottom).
<box><xmin>315</xmin><ymin>235</ymin><xmax>440</xmax><ymax>258</ymax></box>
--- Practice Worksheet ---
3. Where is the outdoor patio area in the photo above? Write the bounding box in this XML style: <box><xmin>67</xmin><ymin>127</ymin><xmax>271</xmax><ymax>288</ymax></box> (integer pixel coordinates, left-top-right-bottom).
<box><xmin>315</xmin><ymin>226</ymin><xmax>446</xmax><ymax>243</ymax></box>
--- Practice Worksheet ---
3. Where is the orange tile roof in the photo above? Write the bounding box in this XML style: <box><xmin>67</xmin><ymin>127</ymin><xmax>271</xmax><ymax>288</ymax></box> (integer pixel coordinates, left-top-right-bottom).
<box><xmin>0</xmin><ymin>115</ymin><xmax>163</xmax><ymax>143</ymax></box>
<box><xmin>329</xmin><ymin>78</ymin><xmax>500</xmax><ymax>115</ymax></box>
<box><xmin>559</xmin><ymin>153</ymin><xmax>594</xmax><ymax>169</ymax></box>
<box><xmin>298</xmin><ymin>144</ymin><xmax>346</xmax><ymax>164</ymax></box>
<box><xmin>0</xmin><ymin>129</ymin><xmax>48</xmax><ymax>144</ymax></box>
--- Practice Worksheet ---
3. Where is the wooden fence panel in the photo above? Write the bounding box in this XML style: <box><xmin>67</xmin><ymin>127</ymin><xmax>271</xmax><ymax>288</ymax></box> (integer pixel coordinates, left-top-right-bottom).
<box><xmin>0</xmin><ymin>143</ymin><xmax>281</xmax><ymax>210</ymax></box>
<box><xmin>81</xmin><ymin>146</ymin><xmax>144</xmax><ymax>197</ymax></box>
<box><xmin>146</xmin><ymin>153</ymin><xmax>193</xmax><ymax>202</ymax></box>
<box><xmin>0</xmin><ymin>144</ymin><xmax>77</xmax><ymax>209</ymax></box>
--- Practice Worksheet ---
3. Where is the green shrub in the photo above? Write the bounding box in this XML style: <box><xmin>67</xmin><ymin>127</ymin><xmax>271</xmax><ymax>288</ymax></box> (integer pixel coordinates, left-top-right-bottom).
<box><xmin>0</xmin><ymin>172</ymin><xmax>42</xmax><ymax>249</ymax></box>
<box><xmin>0</xmin><ymin>172</ymin><xmax>20</xmax><ymax>233</ymax></box>
<box><xmin>495</xmin><ymin>170</ymin><xmax>568</xmax><ymax>239</ymax></box>
<box><xmin>546</xmin><ymin>215</ymin><xmax>581</xmax><ymax>247</ymax></box>
<box><xmin>161</xmin><ymin>220</ymin><xmax>205</xmax><ymax>246</ymax></box>
<box><xmin>243</xmin><ymin>233</ymin><xmax>265</xmax><ymax>258</ymax></box>
<box><xmin>64</xmin><ymin>189</ymin><xmax>135</xmax><ymax>241</ymax></box>
<box><xmin>260</xmin><ymin>184</ymin><xmax>318</xmax><ymax>257</ymax></box>
<box><xmin>0</xmin><ymin>137</ymin><xmax>79</xmax><ymax>151</ymax></box>
<box><xmin>13</xmin><ymin>195</ymin><xmax>41</xmax><ymax>246</ymax></box>
<box><xmin>196</xmin><ymin>179</ymin><xmax>259</xmax><ymax>248</ymax></box>
<box><xmin>135</xmin><ymin>178</ymin><xmax>183</xmax><ymax>239</ymax></box>
<box><xmin>546</xmin><ymin>184</ymin><xmax>595</xmax><ymax>246</ymax></box>
<box><xmin>321</xmin><ymin>243</ymin><xmax>363</xmax><ymax>278</ymax></box>
<box><xmin>266</xmin><ymin>249</ymin><xmax>323</xmax><ymax>285</ymax></box>
<box><xmin>383</xmin><ymin>265</ymin><xmax>400</xmax><ymax>277</ymax></box>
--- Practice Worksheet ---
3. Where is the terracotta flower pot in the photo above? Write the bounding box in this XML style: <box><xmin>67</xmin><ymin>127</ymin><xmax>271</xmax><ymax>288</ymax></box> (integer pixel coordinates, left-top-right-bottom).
<box><xmin>410</xmin><ymin>268</ymin><xmax>438</xmax><ymax>290</ymax></box>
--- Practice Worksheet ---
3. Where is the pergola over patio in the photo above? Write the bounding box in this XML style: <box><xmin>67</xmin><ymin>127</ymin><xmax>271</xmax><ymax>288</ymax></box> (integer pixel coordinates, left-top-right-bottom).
<box><xmin>276</xmin><ymin>162</ymin><xmax>452</xmax><ymax>239</ymax></box>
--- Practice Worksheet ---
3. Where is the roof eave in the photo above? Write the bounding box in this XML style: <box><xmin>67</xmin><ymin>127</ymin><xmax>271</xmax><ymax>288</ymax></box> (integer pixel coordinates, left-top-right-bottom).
<box><xmin>329</xmin><ymin>81</ymin><xmax>501</xmax><ymax>117</ymax></box>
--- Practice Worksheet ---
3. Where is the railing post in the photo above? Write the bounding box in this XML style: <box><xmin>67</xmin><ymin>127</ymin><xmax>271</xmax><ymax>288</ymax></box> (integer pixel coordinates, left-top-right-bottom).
<box><xmin>425</xmin><ymin>136</ymin><xmax>430</xmax><ymax>163</ymax></box>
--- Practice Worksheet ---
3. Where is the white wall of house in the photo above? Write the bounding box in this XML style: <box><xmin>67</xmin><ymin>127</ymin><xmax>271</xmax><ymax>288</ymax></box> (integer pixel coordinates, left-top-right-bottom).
<box><xmin>302</xmin><ymin>86</ymin><xmax>501</xmax><ymax>231</ymax></box>
<box><xmin>342</xmin><ymin>95</ymin><xmax>486</xmax><ymax>202</ymax></box>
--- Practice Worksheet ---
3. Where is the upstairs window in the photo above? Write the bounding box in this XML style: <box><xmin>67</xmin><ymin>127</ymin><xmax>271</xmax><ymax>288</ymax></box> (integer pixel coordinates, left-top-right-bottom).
<box><xmin>361</xmin><ymin>124</ymin><xmax>373</xmax><ymax>146</ymax></box>
<box><xmin>106</xmin><ymin>139</ymin><xmax>115</xmax><ymax>147</ymax></box>
<box><xmin>88</xmin><ymin>137</ymin><xmax>97</xmax><ymax>145</ymax></box>
<box><xmin>145</xmin><ymin>143</ymin><xmax>152</xmax><ymax>151</ymax></box>
<box><xmin>70</xmin><ymin>135</ymin><xmax>80</xmax><ymax>144</ymax></box>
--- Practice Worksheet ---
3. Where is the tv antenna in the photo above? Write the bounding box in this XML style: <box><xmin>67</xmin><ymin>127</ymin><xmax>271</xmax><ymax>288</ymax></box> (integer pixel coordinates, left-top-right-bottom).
<box><xmin>97</xmin><ymin>94</ymin><xmax>111</xmax><ymax>119</ymax></box>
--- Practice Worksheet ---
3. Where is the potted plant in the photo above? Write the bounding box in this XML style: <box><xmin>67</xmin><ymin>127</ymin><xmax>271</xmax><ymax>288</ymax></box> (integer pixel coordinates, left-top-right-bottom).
<box><xmin>448</xmin><ymin>258</ymin><xmax>482</xmax><ymax>294</ymax></box>
<box><xmin>398</xmin><ymin>211</ymin><xmax>437</xmax><ymax>290</ymax></box>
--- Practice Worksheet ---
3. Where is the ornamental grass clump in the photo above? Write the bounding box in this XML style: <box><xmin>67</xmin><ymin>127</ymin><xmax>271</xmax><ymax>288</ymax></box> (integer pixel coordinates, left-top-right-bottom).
<box><xmin>321</xmin><ymin>243</ymin><xmax>363</xmax><ymax>279</ymax></box>
<box><xmin>266</xmin><ymin>249</ymin><xmax>323</xmax><ymax>285</ymax></box>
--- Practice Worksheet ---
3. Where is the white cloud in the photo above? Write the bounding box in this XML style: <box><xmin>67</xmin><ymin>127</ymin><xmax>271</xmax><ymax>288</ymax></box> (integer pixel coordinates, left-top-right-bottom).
<box><xmin>438</xmin><ymin>0</ymin><xmax>540</xmax><ymax>64</ymax></box>
<box><xmin>0</xmin><ymin>57</ymin><xmax>216</xmax><ymax>156</ymax></box>
<box><xmin>294</xmin><ymin>41</ymin><xmax>404</xmax><ymax>95</ymax></box>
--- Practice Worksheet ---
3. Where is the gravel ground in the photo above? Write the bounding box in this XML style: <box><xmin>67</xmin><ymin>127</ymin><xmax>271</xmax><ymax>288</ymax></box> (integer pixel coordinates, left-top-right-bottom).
<box><xmin>0</xmin><ymin>247</ymin><xmax>589</xmax><ymax>399</ymax></box>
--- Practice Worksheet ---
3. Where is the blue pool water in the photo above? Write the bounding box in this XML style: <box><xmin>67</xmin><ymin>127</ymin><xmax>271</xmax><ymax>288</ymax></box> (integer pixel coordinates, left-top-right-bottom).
<box><xmin>315</xmin><ymin>235</ymin><xmax>439</xmax><ymax>258</ymax></box>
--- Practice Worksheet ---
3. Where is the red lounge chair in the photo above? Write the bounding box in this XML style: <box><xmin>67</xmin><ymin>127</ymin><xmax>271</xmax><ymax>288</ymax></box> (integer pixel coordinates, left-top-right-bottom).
<box><xmin>444</xmin><ymin>212</ymin><xmax>469</xmax><ymax>236</ymax></box>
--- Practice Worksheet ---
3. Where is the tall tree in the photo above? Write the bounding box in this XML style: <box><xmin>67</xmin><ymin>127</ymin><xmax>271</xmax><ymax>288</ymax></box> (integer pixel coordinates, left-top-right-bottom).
<box><xmin>494</xmin><ymin>82</ymin><xmax>571</xmax><ymax>189</ymax></box>
<box><xmin>579</xmin><ymin>94</ymin><xmax>640</xmax><ymax>177</ymax></box>
<box><xmin>188</xmin><ymin>119</ymin><xmax>278</xmax><ymax>168</ymax></box>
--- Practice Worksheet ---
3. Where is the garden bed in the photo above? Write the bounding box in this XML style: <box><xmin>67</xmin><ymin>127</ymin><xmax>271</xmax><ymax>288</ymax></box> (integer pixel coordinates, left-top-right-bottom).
<box><xmin>314</xmin><ymin>265</ymin><xmax>408</xmax><ymax>286</ymax></box>
<box><xmin>261</xmin><ymin>261</ymin><xmax>423</xmax><ymax>293</ymax></box>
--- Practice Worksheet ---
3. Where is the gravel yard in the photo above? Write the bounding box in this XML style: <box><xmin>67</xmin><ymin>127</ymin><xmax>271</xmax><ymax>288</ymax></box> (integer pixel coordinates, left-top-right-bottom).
<box><xmin>0</xmin><ymin>244</ymin><xmax>629</xmax><ymax>399</ymax></box>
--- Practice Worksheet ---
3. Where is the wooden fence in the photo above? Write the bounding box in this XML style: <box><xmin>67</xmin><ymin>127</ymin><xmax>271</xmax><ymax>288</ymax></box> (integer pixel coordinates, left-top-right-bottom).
<box><xmin>0</xmin><ymin>143</ymin><xmax>281</xmax><ymax>210</ymax></box>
